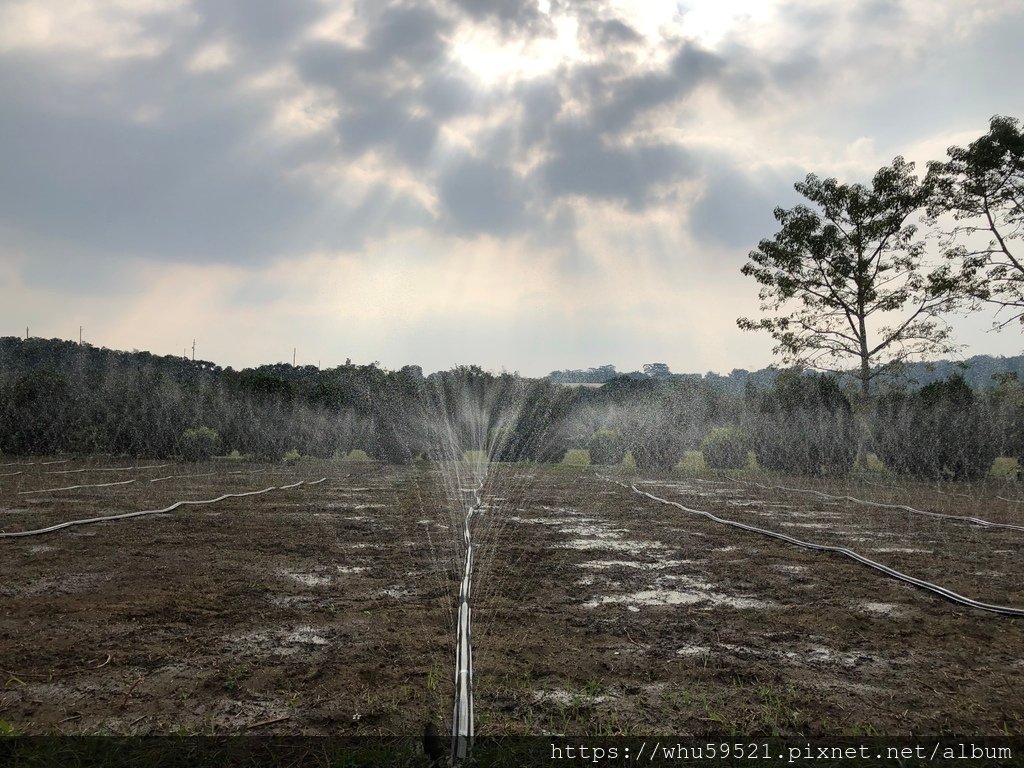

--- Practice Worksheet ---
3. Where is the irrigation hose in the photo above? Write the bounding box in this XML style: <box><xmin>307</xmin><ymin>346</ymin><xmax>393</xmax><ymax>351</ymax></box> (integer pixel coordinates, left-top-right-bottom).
<box><xmin>0</xmin><ymin>478</ymin><xmax>327</xmax><ymax>539</ymax></box>
<box><xmin>601</xmin><ymin>476</ymin><xmax>1024</xmax><ymax>618</ymax></box>
<box><xmin>451</xmin><ymin>480</ymin><xmax>483</xmax><ymax>764</ymax></box>
<box><xmin>19</xmin><ymin>479</ymin><xmax>138</xmax><ymax>496</ymax></box>
<box><xmin>734</xmin><ymin>478</ymin><xmax>1024</xmax><ymax>533</ymax></box>
<box><xmin>46</xmin><ymin>463</ymin><xmax>171</xmax><ymax>475</ymax></box>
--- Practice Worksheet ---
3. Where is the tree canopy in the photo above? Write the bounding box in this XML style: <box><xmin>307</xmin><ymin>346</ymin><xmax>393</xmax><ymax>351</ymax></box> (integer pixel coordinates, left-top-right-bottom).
<box><xmin>738</xmin><ymin>157</ymin><xmax>962</xmax><ymax>399</ymax></box>
<box><xmin>927</xmin><ymin>114</ymin><xmax>1024</xmax><ymax>329</ymax></box>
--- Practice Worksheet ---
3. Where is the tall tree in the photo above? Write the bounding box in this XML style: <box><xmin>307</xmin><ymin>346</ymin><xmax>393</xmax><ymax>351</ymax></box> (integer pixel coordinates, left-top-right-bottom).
<box><xmin>738</xmin><ymin>157</ymin><xmax>963</xmax><ymax>402</ymax></box>
<box><xmin>926</xmin><ymin>114</ymin><xmax>1024</xmax><ymax>328</ymax></box>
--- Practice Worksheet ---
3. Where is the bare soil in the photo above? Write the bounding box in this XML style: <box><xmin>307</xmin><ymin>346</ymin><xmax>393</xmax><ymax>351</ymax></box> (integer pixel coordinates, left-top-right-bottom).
<box><xmin>2</xmin><ymin>458</ymin><xmax>1022</xmax><ymax>742</ymax></box>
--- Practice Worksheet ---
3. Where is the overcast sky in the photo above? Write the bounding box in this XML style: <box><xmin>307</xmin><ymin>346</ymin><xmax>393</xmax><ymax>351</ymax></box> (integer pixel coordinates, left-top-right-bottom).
<box><xmin>1</xmin><ymin>0</ymin><xmax>1022</xmax><ymax>375</ymax></box>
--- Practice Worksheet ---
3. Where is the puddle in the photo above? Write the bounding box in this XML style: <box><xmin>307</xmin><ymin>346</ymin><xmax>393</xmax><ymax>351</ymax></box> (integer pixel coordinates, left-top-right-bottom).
<box><xmin>675</xmin><ymin>645</ymin><xmax>712</xmax><ymax>656</ymax></box>
<box><xmin>562</xmin><ymin>538</ymin><xmax>665</xmax><ymax>553</ymax></box>
<box><xmin>579</xmin><ymin>559</ymin><xmax>701</xmax><ymax>571</ymax></box>
<box><xmin>377</xmin><ymin>586</ymin><xmax>411</xmax><ymax>598</ymax></box>
<box><xmin>787</xmin><ymin>644</ymin><xmax>863</xmax><ymax>668</ymax></box>
<box><xmin>775</xmin><ymin>564</ymin><xmax>807</xmax><ymax>573</ymax></box>
<box><xmin>283</xmin><ymin>626</ymin><xmax>329</xmax><ymax>646</ymax></box>
<box><xmin>583</xmin><ymin>576</ymin><xmax>771</xmax><ymax>611</ymax></box>
<box><xmin>532</xmin><ymin>688</ymin><xmax>609</xmax><ymax>706</ymax></box>
<box><xmin>336</xmin><ymin>565</ymin><xmax>368</xmax><ymax>574</ymax></box>
<box><xmin>229</xmin><ymin>625</ymin><xmax>332</xmax><ymax>656</ymax></box>
<box><xmin>858</xmin><ymin>601</ymin><xmax>906</xmax><ymax>616</ymax></box>
<box><xmin>281</xmin><ymin>570</ymin><xmax>331</xmax><ymax>587</ymax></box>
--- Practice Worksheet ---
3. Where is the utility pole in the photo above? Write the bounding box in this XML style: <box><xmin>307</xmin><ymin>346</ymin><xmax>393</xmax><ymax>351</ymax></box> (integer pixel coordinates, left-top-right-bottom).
<box><xmin>192</xmin><ymin>339</ymin><xmax>196</xmax><ymax>361</ymax></box>
<box><xmin>293</xmin><ymin>347</ymin><xmax>296</xmax><ymax>366</ymax></box>
<box><xmin>25</xmin><ymin>326</ymin><xmax>28</xmax><ymax>340</ymax></box>
<box><xmin>79</xmin><ymin>326</ymin><xmax>82</xmax><ymax>346</ymax></box>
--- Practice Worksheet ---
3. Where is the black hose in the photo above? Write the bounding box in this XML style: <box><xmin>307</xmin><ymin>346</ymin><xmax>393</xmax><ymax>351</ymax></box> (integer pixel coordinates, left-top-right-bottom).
<box><xmin>602</xmin><ymin>476</ymin><xmax>1024</xmax><ymax>618</ymax></box>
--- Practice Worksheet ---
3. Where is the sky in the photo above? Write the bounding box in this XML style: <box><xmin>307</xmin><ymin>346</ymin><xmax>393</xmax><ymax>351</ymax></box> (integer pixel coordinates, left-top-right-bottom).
<box><xmin>1</xmin><ymin>0</ymin><xmax>1022</xmax><ymax>376</ymax></box>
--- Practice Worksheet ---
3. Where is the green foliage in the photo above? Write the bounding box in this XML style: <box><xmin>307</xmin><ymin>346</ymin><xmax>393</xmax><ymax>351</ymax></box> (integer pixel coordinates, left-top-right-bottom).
<box><xmin>587</xmin><ymin>429</ymin><xmax>625</xmax><ymax>466</ymax></box>
<box><xmin>873</xmin><ymin>375</ymin><xmax>997</xmax><ymax>480</ymax></box>
<box><xmin>562</xmin><ymin>449</ymin><xmax>590</xmax><ymax>465</ymax></box>
<box><xmin>701</xmin><ymin>426</ymin><xmax>748</xmax><ymax>469</ymax></box>
<box><xmin>738</xmin><ymin>157</ymin><xmax>962</xmax><ymax>396</ymax></box>
<box><xmin>748</xmin><ymin>371</ymin><xmax>856</xmax><ymax>477</ymax></box>
<box><xmin>926</xmin><ymin>115</ymin><xmax>1024</xmax><ymax>328</ymax></box>
<box><xmin>178</xmin><ymin>426</ymin><xmax>220</xmax><ymax>462</ymax></box>
<box><xmin>990</xmin><ymin>372</ymin><xmax>1024</xmax><ymax>464</ymax></box>
<box><xmin>283</xmin><ymin>448</ymin><xmax>302</xmax><ymax>464</ymax></box>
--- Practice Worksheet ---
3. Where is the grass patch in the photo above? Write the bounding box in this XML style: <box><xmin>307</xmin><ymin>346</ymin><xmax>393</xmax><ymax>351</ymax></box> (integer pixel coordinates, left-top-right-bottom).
<box><xmin>676</xmin><ymin>450</ymin><xmax>706</xmax><ymax>472</ymax></box>
<box><xmin>991</xmin><ymin>456</ymin><xmax>1020</xmax><ymax>479</ymax></box>
<box><xmin>562</xmin><ymin>449</ymin><xmax>590</xmax><ymax>466</ymax></box>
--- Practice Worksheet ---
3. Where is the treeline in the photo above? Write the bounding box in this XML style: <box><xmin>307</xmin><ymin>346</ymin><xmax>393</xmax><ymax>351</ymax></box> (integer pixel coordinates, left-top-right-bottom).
<box><xmin>574</xmin><ymin>370</ymin><xmax>1023</xmax><ymax>480</ymax></box>
<box><xmin>551</xmin><ymin>355</ymin><xmax>1024</xmax><ymax>395</ymax></box>
<box><xmin>1</xmin><ymin>337</ymin><xmax>1020</xmax><ymax>480</ymax></box>
<box><xmin>0</xmin><ymin>337</ymin><xmax>576</xmax><ymax>464</ymax></box>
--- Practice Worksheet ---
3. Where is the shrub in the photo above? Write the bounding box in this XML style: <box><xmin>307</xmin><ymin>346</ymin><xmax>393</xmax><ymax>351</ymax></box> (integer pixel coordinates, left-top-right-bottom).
<box><xmin>701</xmin><ymin>426</ymin><xmax>748</xmax><ymax>469</ymax></box>
<box><xmin>873</xmin><ymin>375</ymin><xmax>997</xmax><ymax>480</ymax></box>
<box><xmin>587</xmin><ymin>429</ymin><xmax>625</xmax><ymax>466</ymax></box>
<box><xmin>179</xmin><ymin>426</ymin><xmax>221</xmax><ymax>462</ymax></box>
<box><xmin>629</xmin><ymin>430</ymin><xmax>684</xmax><ymax>471</ymax></box>
<box><xmin>747</xmin><ymin>372</ymin><xmax>855</xmax><ymax>477</ymax></box>
<box><xmin>283</xmin><ymin>448</ymin><xmax>302</xmax><ymax>464</ymax></box>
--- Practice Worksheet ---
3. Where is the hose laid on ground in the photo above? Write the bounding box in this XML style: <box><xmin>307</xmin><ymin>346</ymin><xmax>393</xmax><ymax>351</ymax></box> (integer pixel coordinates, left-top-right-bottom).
<box><xmin>0</xmin><ymin>471</ymin><xmax>24</xmax><ymax>478</ymax></box>
<box><xmin>735</xmin><ymin>478</ymin><xmax>1024</xmax><ymax>533</ymax></box>
<box><xmin>0</xmin><ymin>478</ymin><xmax>326</xmax><ymax>539</ymax></box>
<box><xmin>451</xmin><ymin>480</ymin><xmax>482</xmax><ymax>764</ymax></box>
<box><xmin>19</xmin><ymin>479</ymin><xmax>137</xmax><ymax>495</ymax></box>
<box><xmin>150</xmin><ymin>472</ymin><xmax>217</xmax><ymax>483</ymax></box>
<box><xmin>602</xmin><ymin>476</ymin><xmax>1024</xmax><ymax>618</ymax></box>
<box><xmin>46</xmin><ymin>464</ymin><xmax>172</xmax><ymax>475</ymax></box>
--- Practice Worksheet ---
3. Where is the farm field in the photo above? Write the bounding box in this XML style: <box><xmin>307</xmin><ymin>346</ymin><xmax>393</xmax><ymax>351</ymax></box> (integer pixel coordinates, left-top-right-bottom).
<box><xmin>1</xmin><ymin>457</ymin><xmax>1023</xmax><ymax>744</ymax></box>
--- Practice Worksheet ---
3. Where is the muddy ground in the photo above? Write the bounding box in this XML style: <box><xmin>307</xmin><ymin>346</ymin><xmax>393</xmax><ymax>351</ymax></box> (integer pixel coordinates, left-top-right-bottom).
<box><xmin>1</xmin><ymin>458</ymin><xmax>1022</xmax><ymax>742</ymax></box>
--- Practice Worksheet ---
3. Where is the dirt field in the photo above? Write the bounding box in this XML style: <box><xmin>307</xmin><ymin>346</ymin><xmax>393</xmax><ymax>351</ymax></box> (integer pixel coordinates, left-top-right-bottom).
<box><xmin>2</xmin><ymin>457</ymin><xmax>1023</xmax><ymax>745</ymax></box>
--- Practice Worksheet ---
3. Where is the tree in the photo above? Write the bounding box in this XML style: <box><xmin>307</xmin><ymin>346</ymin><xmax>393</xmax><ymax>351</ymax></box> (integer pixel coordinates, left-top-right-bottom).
<box><xmin>179</xmin><ymin>426</ymin><xmax>221</xmax><ymax>462</ymax></box>
<box><xmin>873</xmin><ymin>376</ymin><xmax>996</xmax><ymax>481</ymax></box>
<box><xmin>746</xmin><ymin>371</ymin><xmax>856</xmax><ymax>477</ymax></box>
<box><xmin>701</xmin><ymin>426</ymin><xmax>748</xmax><ymax>470</ymax></box>
<box><xmin>588</xmin><ymin>429</ymin><xmax>625</xmax><ymax>466</ymax></box>
<box><xmin>643</xmin><ymin>363</ymin><xmax>672</xmax><ymax>379</ymax></box>
<box><xmin>739</xmin><ymin>158</ymin><xmax>963</xmax><ymax>402</ymax></box>
<box><xmin>926</xmin><ymin>115</ymin><xmax>1024</xmax><ymax>329</ymax></box>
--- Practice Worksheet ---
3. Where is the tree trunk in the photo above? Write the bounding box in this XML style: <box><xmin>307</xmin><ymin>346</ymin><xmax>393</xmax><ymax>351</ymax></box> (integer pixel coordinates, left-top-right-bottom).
<box><xmin>856</xmin><ymin>318</ymin><xmax>871</xmax><ymax>470</ymax></box>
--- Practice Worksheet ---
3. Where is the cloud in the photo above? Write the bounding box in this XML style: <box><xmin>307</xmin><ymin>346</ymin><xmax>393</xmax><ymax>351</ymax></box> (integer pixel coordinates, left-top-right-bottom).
<box><xmin>539</xmin><ymin>123</ymin><xmax>695</xmax><ymax>207</ymax></box>
<box><xmin>437</xmin><ymin>154</ymin><xmax>528</xmax><ymax>235</ymax></box>
<box><xmin>447</xmin><ymin>0</ymin><xmax>552</xmax><ymax>35</ymax></box>
<box><xmin>584</xmin><ymin>17</ymin><xmax>643</xmax><ymax>47</ymax></box>
<box><xmin>689</xmin><ymin>161</ymin><xmax>805</xmax><ymax>250</ymax></box>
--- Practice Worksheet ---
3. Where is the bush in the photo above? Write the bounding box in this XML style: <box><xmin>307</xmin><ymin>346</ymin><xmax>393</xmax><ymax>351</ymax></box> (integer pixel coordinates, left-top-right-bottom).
<box><xmin>587</xmin><ymin>429</ymin><xmax>625</xmax><ymax>466</ymax></box>
<box><xmin>747</xmin><ymin>372</ymin><xmax>855</xmax><ymax>477</ymax></box>
<box><xmin>701</xmin><ymin>426</ymin><xmax>748</xmax><ymax>469</ymax></box>
<box><xmin>629</xmin><ymin>431</ymin><xmax>684</xmax><ymax>471</ymax></box>
<box><xmin>179</xmin><ymin>427</ymin><xmax>221</xmax><ymax>462</ymax></box>
<box><xmin>873</xmin><ymin>375</ymin><xmax>997</xmax><ymax>480</ymax></box>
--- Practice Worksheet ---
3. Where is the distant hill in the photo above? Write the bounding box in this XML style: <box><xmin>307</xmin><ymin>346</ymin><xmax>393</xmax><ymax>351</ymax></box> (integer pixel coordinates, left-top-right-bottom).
<box><xmin>549</xmin><ymin>354</ymin><xmax>1024</xmax><ymax>392</ymax></box>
